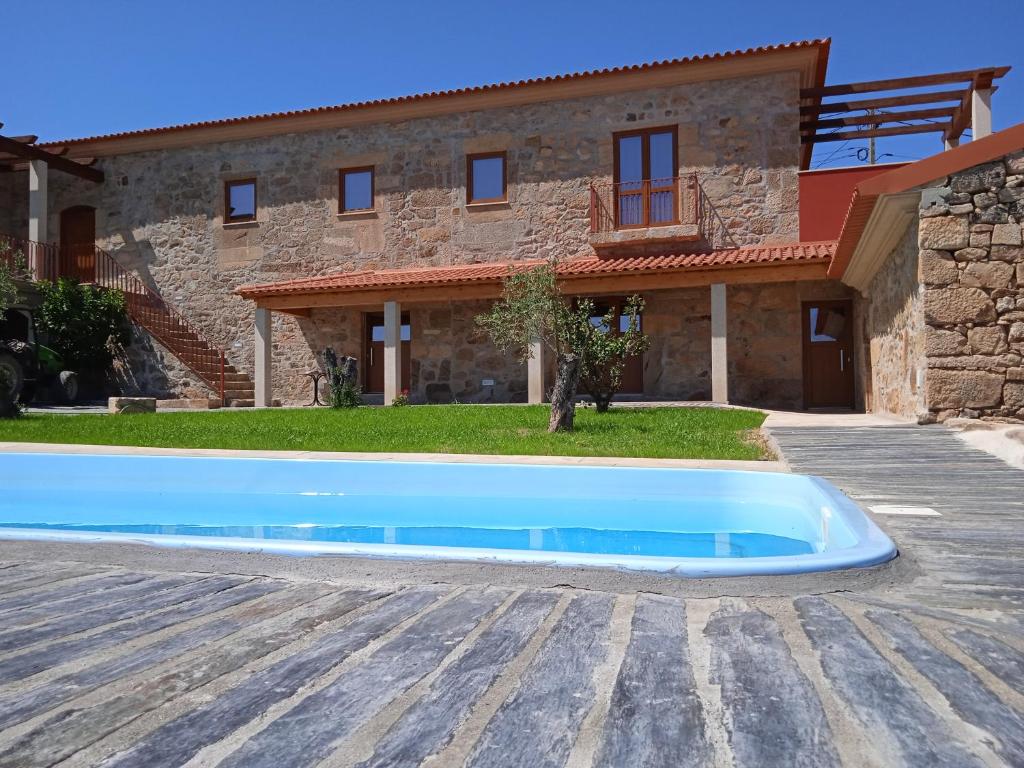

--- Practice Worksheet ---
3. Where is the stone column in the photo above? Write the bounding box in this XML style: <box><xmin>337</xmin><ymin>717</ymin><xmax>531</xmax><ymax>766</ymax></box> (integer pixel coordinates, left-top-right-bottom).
<box><xmin>28</xmin><ymin>159</ymin><xmax>48</xmax><ymax>278</ymax></box>
<box><xmin>383</xmin><ymin>300</ymin><xmax>401</xmax><ymax>404</ymax></box>
<box><xmin>972</xmin><ymin>88</ymin><xmax>992</xmax><ymax>140</ymax></box>
<box><xmin>711</xmin><ymin>283</ymin><xmax>728</xmax><ymax>404</ymax></box>
<box><xmin>254</xmin><ymin>307</ymin><xmax>273</xmax><ymax>407</ymax></box>
<box><xmin>527</xmin><ymin>336</ymin><xmax>544</xmax><ymax>404</ymax></box>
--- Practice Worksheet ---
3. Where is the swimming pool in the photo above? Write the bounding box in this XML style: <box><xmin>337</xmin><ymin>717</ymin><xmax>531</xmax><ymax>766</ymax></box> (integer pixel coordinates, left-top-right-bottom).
<box><xmin>0</xmin><ymin>452</ymin><xmax>896</xmax><ymax>576</ymax></box>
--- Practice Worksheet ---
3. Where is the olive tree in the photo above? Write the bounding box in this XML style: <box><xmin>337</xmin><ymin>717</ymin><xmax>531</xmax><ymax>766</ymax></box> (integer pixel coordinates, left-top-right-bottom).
<box><xmin>476</xmin><ymin>261</ymin><xmax>648</xmax><ymax>432</ymax></box>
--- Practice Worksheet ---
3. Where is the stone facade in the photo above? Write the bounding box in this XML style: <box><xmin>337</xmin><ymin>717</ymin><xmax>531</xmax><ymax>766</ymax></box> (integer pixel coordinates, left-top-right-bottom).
<box><xmin>864</xmin><ymin>223</ymin><xmax>926</xmax><ymax>419</ymax></box>
<box><xmin>917</xmin><ymin>150</ymin><xmax>1024</xmax><ymax>421</ymax></box>
<box><xmin>5</xmin><ymin>69</ymin><xmax>808</xmax><ymax>405</ymax></box>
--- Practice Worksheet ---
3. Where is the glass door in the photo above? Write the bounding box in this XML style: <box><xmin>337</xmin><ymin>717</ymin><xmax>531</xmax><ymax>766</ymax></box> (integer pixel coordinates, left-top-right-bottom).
<box><xmin>614</xmin><ymin>127</ymin><xmax>678</xmax><ymax>228</ymax></box>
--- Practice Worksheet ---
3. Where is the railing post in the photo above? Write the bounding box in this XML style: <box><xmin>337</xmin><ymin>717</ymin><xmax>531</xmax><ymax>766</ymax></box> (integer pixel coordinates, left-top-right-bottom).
<box><xmin>220</xmin><ymin>352</ymin><xmax>226</xmax><ymax>406</ymax></box>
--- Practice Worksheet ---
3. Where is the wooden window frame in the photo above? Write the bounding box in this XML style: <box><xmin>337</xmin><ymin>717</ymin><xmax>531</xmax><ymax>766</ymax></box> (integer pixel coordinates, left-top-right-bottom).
<box><xmin>224</xmin><ymin>178</ymin><xmax>258</xmax><ymax>223</ymax></box>
<box><xmin>339</xmin><ymin>166</ymin><xmax>376</xmax><ymax>213</ymax></box>
<box><xmin>466</xmin><ymin>151</ymin><xmax>507</xmax><ymax>204</ymax></box>
<box><xmin>611</xmin><ymin>125</ymin><xmax>679</xmax><ymax>229</ymax></box>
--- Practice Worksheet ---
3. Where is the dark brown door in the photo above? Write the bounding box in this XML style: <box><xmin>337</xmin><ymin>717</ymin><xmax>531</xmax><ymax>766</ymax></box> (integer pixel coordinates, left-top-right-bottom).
<box><xmin>802</xmin><ymin>300</ymin><xmax>855</xmax><ymax>409</ymax></box>
<box><xmin>364</xmin><ymin>312</ymin><xmax>411</xmax><ymax>394</ymax></box>
<box><xmin>59</xmin><ymin>206</ymin><xmax>96</xmax><ymax>282</ymax></box>
<box><xmin>589</xmin><ymin>298</ymin><xmax>643</xmax><ymax>395</ymax></box>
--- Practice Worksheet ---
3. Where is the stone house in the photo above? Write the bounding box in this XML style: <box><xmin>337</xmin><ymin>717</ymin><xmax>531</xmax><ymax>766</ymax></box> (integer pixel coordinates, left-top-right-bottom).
<box><xmin>0</xmin><ymin>39</ymin><xmax>1019</xmax><ymax>421</ymax></box>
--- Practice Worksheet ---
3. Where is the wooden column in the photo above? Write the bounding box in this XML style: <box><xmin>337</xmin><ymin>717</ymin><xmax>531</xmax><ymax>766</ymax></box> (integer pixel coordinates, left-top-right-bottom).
<box><xmin>972</xmin><ymin>88</ymin><xmax>992</xmax><ymax>140</ymax></box>
<box><xmin>383</xmin><ymin>300</ymin><xmax>401</xmax><ymax>405</ymax></box>
<box><xmin>711</xmin><ymin>283</ymin><xmax>728</xmax><ymax>404</ymax></box>
<box><xmin>254</xmin><ymin>307</ymin><xmax>273</xmax><ymax>407</ymax></box>
<box><xmin>527</xmin><ymin>337</ymin><xmax>544</xmax><ymax>404</ymax></box>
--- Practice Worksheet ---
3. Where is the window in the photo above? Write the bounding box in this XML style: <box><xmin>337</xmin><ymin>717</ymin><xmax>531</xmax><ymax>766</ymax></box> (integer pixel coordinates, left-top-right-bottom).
<box><xmin>467</xmin><ymin>152</ymin><xmax>507</xmax><ymax>203</ymax></box>
<box><xmin>224</xmin><ymin>179</ymin><xmax>257</xmax><ymax>223</ymax></box>
<box><xmin>613</xmin><ymin>126</ymin><xmax>678</xmax><ymax>227</ymax></box>
<box><xmin>339</xmin><ymin>166</ymin><xmax>375</xmax><ymax>212</ymax></box>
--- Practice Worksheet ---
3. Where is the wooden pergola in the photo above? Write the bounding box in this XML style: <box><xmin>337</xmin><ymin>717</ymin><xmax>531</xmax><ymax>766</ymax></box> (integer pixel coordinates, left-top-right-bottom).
<box><xmin>799</xmin><ymin>66</ymin><xmax>1010</xmax><ymax>167</ymax></box>
<box><xmin>0</xmin><ymin>126</ymin><xmax>103</xmax><ymax>182</ymax></box>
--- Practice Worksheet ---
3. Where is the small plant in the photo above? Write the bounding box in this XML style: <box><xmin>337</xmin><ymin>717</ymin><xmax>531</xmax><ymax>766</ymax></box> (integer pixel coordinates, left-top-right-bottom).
<box><xmin>323</xmin><ymin>348</ymin><xmax>361</xmax><ymax>408</ymax></box>
<box><xmin>391</xmin><ymin>388</ymin><xmax>410</xmax><ymax>407</ymax></box>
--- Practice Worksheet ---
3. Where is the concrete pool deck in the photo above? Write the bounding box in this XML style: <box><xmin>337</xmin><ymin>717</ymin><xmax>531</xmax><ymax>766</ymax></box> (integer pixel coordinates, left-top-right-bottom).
<box><xmin>0</xmin><ymin>424</ymin><xmax>1022</xmax><ymax>766</ymax></box>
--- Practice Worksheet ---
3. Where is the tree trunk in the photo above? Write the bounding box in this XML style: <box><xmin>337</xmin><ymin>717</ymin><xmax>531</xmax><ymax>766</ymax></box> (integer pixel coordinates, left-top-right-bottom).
<box><xmin>548</xmin><ymin>352</ymin><xmax>582</xmax><ymax>432</ymax></box>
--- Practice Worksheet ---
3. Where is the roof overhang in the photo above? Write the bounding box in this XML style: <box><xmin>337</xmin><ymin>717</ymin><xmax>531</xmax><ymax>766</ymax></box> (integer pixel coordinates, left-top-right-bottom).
<box><xmin>830</xmin><ymin>120</ymin><xmax>1024</xmax><ymax>286</ymax></box>
<box><xmin>238</xmin><ymin>243</ymin><xmax>836</xmax><ymax>312</ymax></box>
<box><xmin>41</xmin><ymin>40</ymin><xmax>830</xmax><ymax>159</ymax></box>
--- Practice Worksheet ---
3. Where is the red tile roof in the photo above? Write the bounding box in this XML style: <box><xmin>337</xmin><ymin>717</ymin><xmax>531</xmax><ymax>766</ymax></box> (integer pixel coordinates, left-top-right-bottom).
<box><xmin>237</xmin><ymin>242</ymin><xmax>837</xmax><ymax>299</ymax></box>
<box><xmin>41</xmin><ymin>40</ymin><xmax>829</xmax><ymax>149</ymax></box>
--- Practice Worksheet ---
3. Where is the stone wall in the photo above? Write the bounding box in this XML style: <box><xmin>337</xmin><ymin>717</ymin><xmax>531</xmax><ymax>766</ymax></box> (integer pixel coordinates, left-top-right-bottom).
<box><xmin>865</xmin><ymin>223</ymin><xmax>926</xmax><ymax>419</ymax></box>
<box><xmin>918</xmin><ymin>150</ymin><xmax>1024</xmax><ymax>421</ymax></box>
<box><xmin>3</xmin><ymin>70</ymin><xmax>803</xmax><ymax>403</ymax></box>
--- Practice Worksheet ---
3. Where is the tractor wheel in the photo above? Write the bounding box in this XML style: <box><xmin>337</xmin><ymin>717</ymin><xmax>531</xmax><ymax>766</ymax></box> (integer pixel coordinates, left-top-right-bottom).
<box><xmin>0</xmin><ymin>353</ymin><xmax>25</xmax><ymax>401</ymax></box>
<box><xmin>58</xmin><ymin>371</ymin><xmax>79</xmax><ymax>403</ymax></box>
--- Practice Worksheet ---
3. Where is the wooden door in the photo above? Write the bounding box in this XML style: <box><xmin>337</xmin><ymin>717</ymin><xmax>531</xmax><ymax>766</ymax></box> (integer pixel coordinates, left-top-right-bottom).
<box><xmin>363</xmin><ymin>312</ymin><xmax>411</xmax><ymax>394</ymax></box>
<box><xmin>802</xmin><ymin>300</ymin><xmax>855</xmax><ymax>409</ymax></box>
<box><xmin>59</xmin><ymin>206</ymin><xmax>96</xmax><ymax>282</ymax></box>
<box><xmin>589</xmin><ymin>298</ymin><xmax>643</xmax><ymax>395</ymax></box>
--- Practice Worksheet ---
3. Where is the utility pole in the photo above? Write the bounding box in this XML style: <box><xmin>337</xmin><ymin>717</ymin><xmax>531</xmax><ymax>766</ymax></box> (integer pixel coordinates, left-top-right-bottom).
<box><xmin>868</xmin><ymin>109</ymin><xmax>876</xmax><ymax>164</ymax></box>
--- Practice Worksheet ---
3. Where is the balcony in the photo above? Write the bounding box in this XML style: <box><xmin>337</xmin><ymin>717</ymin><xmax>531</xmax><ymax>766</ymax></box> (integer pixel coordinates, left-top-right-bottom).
<box><xmin>588</xmin><ymin>173</ymin><xmax>704</xmax><ymax>252</ymax></box>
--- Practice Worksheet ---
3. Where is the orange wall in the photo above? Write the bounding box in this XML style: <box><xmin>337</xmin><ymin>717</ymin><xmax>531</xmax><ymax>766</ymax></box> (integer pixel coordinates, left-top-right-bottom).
<box><xmin>799</xmin><ymin>163</ymin><xmax>908</xmax><ymax>241</ymax></box>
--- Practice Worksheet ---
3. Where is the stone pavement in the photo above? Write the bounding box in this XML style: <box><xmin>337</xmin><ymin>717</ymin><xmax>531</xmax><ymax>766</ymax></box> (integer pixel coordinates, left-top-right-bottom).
<box><xmin>0</xmin><ymin>424</ymin><xmax>1022</xmax><ymax>767</ymax></box>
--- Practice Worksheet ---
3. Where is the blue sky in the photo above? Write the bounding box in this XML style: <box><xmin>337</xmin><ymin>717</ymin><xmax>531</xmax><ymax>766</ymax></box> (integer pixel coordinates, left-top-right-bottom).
<box><xmin>3</xmin><ymin>0</ymin><xmax>1020</xmax><ymax>168</ymax></box>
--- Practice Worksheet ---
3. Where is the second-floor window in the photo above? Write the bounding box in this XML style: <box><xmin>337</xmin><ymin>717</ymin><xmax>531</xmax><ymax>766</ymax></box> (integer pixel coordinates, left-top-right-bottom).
<box><xmin>614</xmin><ymin>126</ymin><xmax>678</xmax><ymax>228</ymax></box>
<box><xmin>467</xmin><ymin>152</ymin><xmax>506</xmax><ymax>203</ymax></box>
<box><xmin>339</xmin><ymin>166</ymin><xmax>375</xmax><ymax>212</ymax></box>
<box><xmin>225</xmin><ymin>179</ymin><xmax>257</xmax><ymax>223</ymax></box>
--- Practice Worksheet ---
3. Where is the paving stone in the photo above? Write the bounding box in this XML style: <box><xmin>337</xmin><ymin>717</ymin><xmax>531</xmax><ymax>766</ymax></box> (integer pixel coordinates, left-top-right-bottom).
<box><xmin>0</xmin><ymin>579</ymin><xmax>278</xmax><ymax>683</ymax></box>
<box><xmin>795</xmin><ymin>596</ymin><xmax>985</xmax><ymax>768</ymax></box>
<box><xmin>221</xmin><ymin>588</ymin><xmax>509</xmax><ymax>768</ymax></box>
<box><xmin>355</xmin><ymin>590</ymin><xmax>559</xmax><ymax>768</ymax></box>
<box><xmin>465</xmin><ymin>593</ymin><xmax>614</xmax><ymax>768</ymax></box>
<box><xmin>99</xmin><ymin>587</ymin><xmax>429</xmax><ymax>768</ymax></box>
<box><xmin>708</xmin><ymin>600</ymin><xmax>838</xmax><ymax>767</ymax></box>
<box><xmin>596</xmin><ymin>594</ymin><xmax>710</xmax><ymax>768</ymax></box>
<box><xmin>947</xmin><ymin>628</ymin><xmax>1024</xmax><ymax>695</ymax></box>
<box><xmin>867</xmin><ymin>609</ymin><xmax>1024</xmax><ymax>767</ymax></box>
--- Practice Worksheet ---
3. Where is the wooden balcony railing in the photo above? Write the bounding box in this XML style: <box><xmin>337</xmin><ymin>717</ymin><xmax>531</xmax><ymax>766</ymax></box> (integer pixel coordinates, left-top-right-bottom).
<box><xmin>589</xmin><ymin>174</ymin><xmax>702</xmax><ymax>234</ymax></box>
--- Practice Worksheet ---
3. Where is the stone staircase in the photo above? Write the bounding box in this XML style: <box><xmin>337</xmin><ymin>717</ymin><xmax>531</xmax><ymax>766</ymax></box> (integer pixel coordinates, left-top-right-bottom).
<box><xmin>95</xmin><ymin>250</ymin><xmax>256</xmax><ymax>407</ymax></box>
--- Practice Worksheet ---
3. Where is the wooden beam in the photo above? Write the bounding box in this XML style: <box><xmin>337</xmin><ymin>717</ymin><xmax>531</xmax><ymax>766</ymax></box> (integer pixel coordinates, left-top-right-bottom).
<box><xmin>800</xmin><ymin>89</ymin><xmax>969</xmax><ymax>115</ymax></box>
<box><xmin>945</xmin><ymin>88</ymin><xmax>974</xmax><ymax>142</ymax></box>
<box><xmin>0</xmin><ymin>135</ymin><xmax>103</xmax><ymax>182</ymax></box>
<box><xmin>800</xmin><ymin>67</ymin><xmax>1009</xmax><ymax>98</ymax></box>
<box><xmin>803</xmin><ymin>122</ymin><xmax>951</xmax><ymax>144</ymax></box>
<box><xmin>802</xmin><ymin>106</ymin><xmax>956</xmax><ymax>132</ymax></box>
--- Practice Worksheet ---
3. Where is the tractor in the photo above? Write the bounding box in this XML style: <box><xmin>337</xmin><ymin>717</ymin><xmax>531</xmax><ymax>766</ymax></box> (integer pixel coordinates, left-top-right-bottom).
<box><xmin>0</xmin><ymin>305</ymin><xmax>79</xmax><ymax>405</ymax></box>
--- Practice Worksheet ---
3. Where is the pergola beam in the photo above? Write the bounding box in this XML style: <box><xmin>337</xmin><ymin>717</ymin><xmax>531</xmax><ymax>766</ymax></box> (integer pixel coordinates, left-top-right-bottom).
<box><xmin>0</xmin><ymin>135</ymin><xmax>103</xmax><ymax>182</ymax></box>
<box><xmin>799</xmin><ymin>89</ymin><xmax>970</xmax><ymax>116</ymax></box>
<box><xmin>800</xmin><ymin>67</ymin><xmax>1010</xmax><ymax>99</ymax></box>
<box><xmin>802</xmin><ymin>122</ymin><xmax>951</xmax><ymax>144</ymax></box>
<box><xmin>801</xmin><ymin>106</ymin><xmax>956</xmax><ymax>132</ymax></box>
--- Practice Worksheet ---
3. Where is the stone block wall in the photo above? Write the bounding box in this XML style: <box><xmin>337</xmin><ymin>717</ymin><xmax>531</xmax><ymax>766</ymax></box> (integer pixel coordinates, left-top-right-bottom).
<box><xmin>918</xmin><ymin>150</ymin><xmax>1024</xmax><ymax>421</ymax></box>
<box><xmin>2</xmin><ymin>70</ymin><xmax>803</xmax><ymax>403</ymax></box>
<box><xmin>865</xmin><ymin>223</ymin><xmax>926</xmax><ymax>419</ymax></box>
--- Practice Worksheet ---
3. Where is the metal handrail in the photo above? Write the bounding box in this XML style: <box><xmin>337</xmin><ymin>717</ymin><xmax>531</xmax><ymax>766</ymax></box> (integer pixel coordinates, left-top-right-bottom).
<box><xmin>589</xmin><ymin>173</ymin><xmax>702</xmax><ymax>234</ymax></box>
<box><xmin>0</xmin><ymin>232</ymin><xmax>228</xmax><ymax>403</ymax></box>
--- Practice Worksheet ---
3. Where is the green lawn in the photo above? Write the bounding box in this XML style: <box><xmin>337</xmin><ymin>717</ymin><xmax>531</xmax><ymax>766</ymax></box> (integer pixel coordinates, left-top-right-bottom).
<box><xmin>0</xmin><ymin>405</ymin><xmax>767</xmax><ymax>460</ymax></box>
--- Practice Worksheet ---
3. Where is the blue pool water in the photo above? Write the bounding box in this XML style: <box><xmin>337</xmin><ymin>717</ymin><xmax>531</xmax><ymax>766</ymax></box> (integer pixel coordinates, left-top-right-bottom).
<box><xmin>0</xmin><ymin>453</ymin><xmax>896</xmax><ymax>576</ymax></box>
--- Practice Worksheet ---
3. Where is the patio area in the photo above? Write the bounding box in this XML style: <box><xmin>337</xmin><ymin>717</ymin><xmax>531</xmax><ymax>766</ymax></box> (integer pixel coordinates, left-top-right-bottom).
<box><xmin>0</xmin><ymin>423</ymin><xmax>1022</xmax><ymax>767</ymax></box>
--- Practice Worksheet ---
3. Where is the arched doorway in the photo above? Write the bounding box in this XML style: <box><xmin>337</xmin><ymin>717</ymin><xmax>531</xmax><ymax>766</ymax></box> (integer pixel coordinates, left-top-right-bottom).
<box><xmin>59</xmin><ymin>205</ymin><xmax>96</xmax><ymax>282</ymax></box>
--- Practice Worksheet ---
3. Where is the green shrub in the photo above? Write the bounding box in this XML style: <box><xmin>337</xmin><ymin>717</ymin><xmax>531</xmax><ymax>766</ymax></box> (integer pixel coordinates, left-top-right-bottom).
<box><xmin>36</xmin><ymin>278</ymin><xmax>130</xmax><ymax>371</ymax></box>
